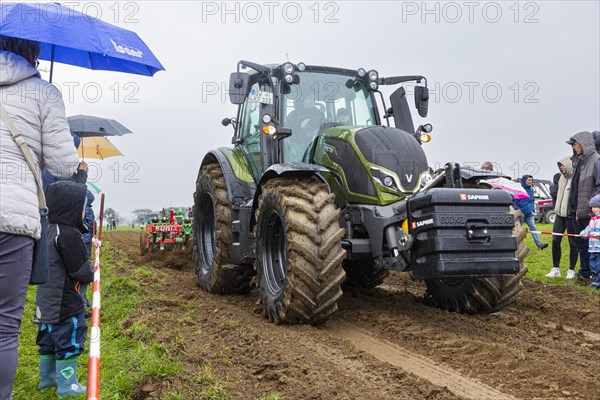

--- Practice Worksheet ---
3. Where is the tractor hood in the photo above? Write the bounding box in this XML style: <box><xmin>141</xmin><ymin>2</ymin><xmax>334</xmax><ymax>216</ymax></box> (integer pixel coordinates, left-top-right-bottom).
<box><xmin>313</xmin><ymin>125</ymin><xmax>429</xmax><ymax>205</ymax></box>
<box><xmin>354</xmin><ymin>126</ymin><xmax>428</xmax><ymax>192</ymax></box>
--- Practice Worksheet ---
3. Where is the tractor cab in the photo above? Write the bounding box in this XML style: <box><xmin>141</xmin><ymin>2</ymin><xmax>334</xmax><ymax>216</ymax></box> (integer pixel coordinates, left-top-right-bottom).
<box><xmin>225</xmin><ymin>61</ymin><xmax>430</xmax><ymax>180</ymax></box>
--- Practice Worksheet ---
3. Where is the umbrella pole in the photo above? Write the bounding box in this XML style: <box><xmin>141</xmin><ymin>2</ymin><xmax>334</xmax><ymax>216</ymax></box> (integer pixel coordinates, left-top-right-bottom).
<box><xmin>49</xmin><ymin>44</ymin><xmax>55</xmax><ymax>83</ymax></box>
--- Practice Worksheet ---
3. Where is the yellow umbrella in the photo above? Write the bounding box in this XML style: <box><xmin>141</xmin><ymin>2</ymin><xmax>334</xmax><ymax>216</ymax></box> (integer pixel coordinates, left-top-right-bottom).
<box><xmin>78</xmin><ymin>136</ymin><xmax>123</xmax><ymax>160</ymax></box>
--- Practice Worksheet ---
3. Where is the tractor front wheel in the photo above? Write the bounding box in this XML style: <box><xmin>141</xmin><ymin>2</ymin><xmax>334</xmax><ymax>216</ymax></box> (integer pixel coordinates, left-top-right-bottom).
<box><xmin>193</xmin><ymin>163</ymin><xmax>251</xmax><ymax>294</ymax></box>
<box><xmin>255</xmin><ymin>178</ymin><xmax>346</xmax><ymax>324</ymax></box>
<box><xmin>425</xmin><ymin>207</ymin><xmax>529</xmax><ymax>313</ymax></box>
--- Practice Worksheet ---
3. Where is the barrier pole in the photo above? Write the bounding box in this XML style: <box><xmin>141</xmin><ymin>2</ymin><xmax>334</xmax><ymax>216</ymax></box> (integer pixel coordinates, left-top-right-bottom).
<box><xmin>87</xmin><ymin>193</ymin><xmax>104</xmax><ymax>399</ymax></box>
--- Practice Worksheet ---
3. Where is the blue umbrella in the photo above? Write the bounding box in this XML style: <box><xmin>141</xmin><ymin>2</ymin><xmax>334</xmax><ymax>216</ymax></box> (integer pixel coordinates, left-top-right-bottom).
<box><xmin>0</xmin><ymin>2</ymin><xmax>164</xmax><ymax>80</ymax></box>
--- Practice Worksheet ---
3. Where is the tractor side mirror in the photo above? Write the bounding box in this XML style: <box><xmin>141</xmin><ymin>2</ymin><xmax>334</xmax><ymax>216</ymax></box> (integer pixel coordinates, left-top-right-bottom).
<box><xmin>229</xmin><ymin>72</ymin><xmax>250</xmax><ymax>104</ymax></box>
<box><xmin>415</xmin><ymin>86</ymin><xmax>429</xmax><ymax>118</ymax></box>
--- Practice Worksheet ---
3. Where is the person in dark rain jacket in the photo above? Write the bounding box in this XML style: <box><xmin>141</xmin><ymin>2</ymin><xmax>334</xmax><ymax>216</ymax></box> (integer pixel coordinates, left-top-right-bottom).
<box><xmin>34</xmin><ymin>181</ymin><xmax>93</xmax><ymax>397</ymax></box>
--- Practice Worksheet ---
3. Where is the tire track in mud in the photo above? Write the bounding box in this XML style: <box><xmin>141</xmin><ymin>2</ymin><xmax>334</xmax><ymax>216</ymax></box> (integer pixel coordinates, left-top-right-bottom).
<box><xmin>327</xmin><ymin>323</ymin><xmax>518</xmax><ymax>400</ymax></box>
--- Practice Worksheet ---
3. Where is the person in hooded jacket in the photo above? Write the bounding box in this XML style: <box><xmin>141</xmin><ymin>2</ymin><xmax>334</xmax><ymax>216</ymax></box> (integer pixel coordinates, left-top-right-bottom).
<box><xmin>513</xmin><ymin>175</ymin><xmax>548</xmax><ymax>250</ymax></box>
<box><xmin>566</xmin><ymin>131</ymin><xmax>600</xmax><ymax>284</ymax></box>
<box><xmin>35</xmin><ymin>181</ymin><xmax>93</xmax><ymax>397</ymax></box>
<box><xmin>545</xmin><ymin>157</ymin><xmax>579</xmax><ymax>278</ymax></box>
<box><xmin>549</xmin><ymin>173</ymin><xmax>560</xmax><ymax>205</ymax></box>
<box><xmin>79</xmin><ymin>190</ymin><xmax>95</xmax><ymax>315</ymax></box>
<box><xmin>0</xmin><ymin>36</ymin><xmax>83</xmax><ymax>399</ymax></box>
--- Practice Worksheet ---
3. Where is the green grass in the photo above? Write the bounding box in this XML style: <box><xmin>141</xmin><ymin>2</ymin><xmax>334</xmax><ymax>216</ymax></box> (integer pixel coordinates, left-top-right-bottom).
<box><xmin>12</xmin><ymin>224</ymin><xmax>595</xmax><ymax>398</ymax></box>
<box><xmin>13</xmin><ymin>241</ymin><xmax>180</xmax><ymax>399</ymax></box>
<box><xmin>525</xmin><ymin>223</ymin><xmax>579</xmax><ymax>284</ymax></box>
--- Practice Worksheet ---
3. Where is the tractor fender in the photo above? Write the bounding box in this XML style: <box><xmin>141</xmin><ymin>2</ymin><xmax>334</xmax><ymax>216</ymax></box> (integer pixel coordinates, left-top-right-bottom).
<box><xmin>250</xmin><ymin>163</ymin><xmax>330</xmax><ymax>228</ymax></box>
<box><xmin>200</xmin><ymin>149</ymin><xmax>256</xmax><ymax>206</ymax></box>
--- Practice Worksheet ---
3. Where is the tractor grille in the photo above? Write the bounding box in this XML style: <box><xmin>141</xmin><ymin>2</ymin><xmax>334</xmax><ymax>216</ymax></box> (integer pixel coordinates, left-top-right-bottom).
<box><xmin>355</xmin><ymin>126</ymin><xmax>428</xmax><ymax>192</ymax></box>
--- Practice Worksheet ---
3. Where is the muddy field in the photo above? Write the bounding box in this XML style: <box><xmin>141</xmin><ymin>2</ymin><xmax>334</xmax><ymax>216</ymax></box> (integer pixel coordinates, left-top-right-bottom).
<box><xmin>105</xmin><ymin>231</ymin><xmax>599</xmax><ymax>400</ymax></box>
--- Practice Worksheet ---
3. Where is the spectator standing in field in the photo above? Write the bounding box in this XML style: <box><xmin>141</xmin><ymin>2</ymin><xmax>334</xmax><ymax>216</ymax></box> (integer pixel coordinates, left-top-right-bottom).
<box><xmin>567</xmin><ymin>131</ymin><xmax>600</xmax><ymax>285</ymax></box>
<box><xmin>545</xmin><ymin>157</ymin><xmax>578</xmax><ymax>278</ymax></box>
<box><xmin>35</xmin><ymin>182</ymin><xmax>93</xmax><ymax>396</ymax></box>
<box><xmin>0</xmin><ymin>36</ymin><xmax>82</xmax><ymax>400</ymax></box>
<box><xmin>549</xmin><ymin>173</ymin><xmax>560</xmax><ymax>205</ymax></box>
<box><xmin>578</xmin><ymin>194</ymin><xmax>600</xmax><ymax>289</ymax></box>
<box><xmin>513</xmin><ymin>175</ymin><xmax>548</xmax><ymax>250</ymax></box>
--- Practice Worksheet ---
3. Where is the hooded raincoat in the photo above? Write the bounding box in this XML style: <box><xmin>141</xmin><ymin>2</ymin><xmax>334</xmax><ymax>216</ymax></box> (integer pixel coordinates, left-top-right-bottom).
<box><xmin>554</xmin><ymin>156</ymin><xmax>573</xmax><ymax>218</ymax></box>
<box><xmin>35</xmin><ymin>181</ymin><xmax>94</xmax><ymax>324</ymax></box>
<box><xmin>568</xmin><ymin>131</ymin><xmax>600</xmax><ymax>220</ymax></box>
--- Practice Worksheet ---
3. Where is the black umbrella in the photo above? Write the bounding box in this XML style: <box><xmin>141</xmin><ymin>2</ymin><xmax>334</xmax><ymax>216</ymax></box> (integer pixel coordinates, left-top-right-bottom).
<box><xmin>67</xmin><ymin>115</ymin><xmax>132</xmax><ymax>137</ymax></box>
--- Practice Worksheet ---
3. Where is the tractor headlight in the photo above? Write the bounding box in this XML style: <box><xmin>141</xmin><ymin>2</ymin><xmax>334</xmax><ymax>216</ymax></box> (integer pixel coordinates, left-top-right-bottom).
<box><xmin>284</xmin><ymin>74</ymin><xmax>294</xmax><ymax>83</ymax></box>
<box><xmin>369</xmin><ymin>81</ymin><xmax>378</xmax><ymax>91</ymax></box>
<box><xmin>371</xmin><ymin>167</ymin><xmax>399</xmax><ymax>191</ymax></box>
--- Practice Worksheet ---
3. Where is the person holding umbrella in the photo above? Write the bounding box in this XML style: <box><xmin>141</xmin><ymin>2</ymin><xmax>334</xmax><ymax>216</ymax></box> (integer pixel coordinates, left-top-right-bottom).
<box><xmin>513</xmin><ymin>175</ymin><xmax>548</xmax><ymax>250</ymax></box>
<box><xmin>0</xmin><ymin>36</ymin><xmax>81</xmax><ymax>400</ymax></box>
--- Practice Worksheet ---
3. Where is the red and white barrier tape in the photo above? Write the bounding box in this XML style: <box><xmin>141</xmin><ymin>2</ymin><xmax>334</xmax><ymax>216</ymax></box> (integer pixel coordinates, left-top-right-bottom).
<box><xmin>87</xmin><ymin>238</ymin><xmax>101</xmax><ymax>400</ymax></box>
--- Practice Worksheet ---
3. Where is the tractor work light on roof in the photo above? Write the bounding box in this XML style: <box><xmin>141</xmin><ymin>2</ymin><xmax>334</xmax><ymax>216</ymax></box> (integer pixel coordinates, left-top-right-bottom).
<box><xmin>357</xmin><ymin>68</ymin><xmax>366</xmax><ymax>78</ymax></box>
<box><xmin>283</xmin><ymin>62</ymin><xmax>294</xmax><ymax>74</ymax></box>
<box><xmin>368</xmin><ymin>70</ymin><xmax>378</xmax><ymax>81</ymax></box>
<box><xmin>297</xmin><ymin>62</ymin><xmax>306</xmax><ymax>71</ymax></box>
<box><xmin>369</xmin><ymin>81</ymin><xmax>378</xmax><ymax>91</ymax></box>
<box><xmin>284</xmin><ymin>74</ymin><xmax>294</xmax><ymax>83</ymax></box>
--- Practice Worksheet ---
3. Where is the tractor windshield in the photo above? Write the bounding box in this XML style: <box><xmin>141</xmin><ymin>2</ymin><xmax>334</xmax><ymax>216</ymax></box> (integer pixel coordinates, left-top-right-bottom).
<box><xmin>282</xmin><ymin>71</ymin><xmax>377</xmax><ymax>162</ymax></box>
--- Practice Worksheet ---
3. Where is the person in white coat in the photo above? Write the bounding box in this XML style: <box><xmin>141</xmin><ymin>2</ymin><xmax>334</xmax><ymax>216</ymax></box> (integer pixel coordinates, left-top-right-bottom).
<box><xmin>0</xmin><ymin>35</ymin><xmax>84</xmax><ymax>400</ymax></box>
<box><xmin>545</xmin><ymin>157</ymin><xmax>579</xmax><ymax>278</ymax></box>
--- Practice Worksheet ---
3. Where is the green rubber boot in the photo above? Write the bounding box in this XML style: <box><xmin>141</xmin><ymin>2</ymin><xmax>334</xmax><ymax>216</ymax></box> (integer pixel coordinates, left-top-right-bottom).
<box><xmin>56</xmin><ymin>358</ymin><xmax>86</xmax><ymax>398</ymax></box>
<box><xmin>38</xmin><ymin>355</ymin><xmax>57</xmax><ymax>390</ymax></box>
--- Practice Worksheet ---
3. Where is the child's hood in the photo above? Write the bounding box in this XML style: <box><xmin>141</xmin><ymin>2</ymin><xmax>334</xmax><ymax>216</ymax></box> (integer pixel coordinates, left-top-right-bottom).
<box><xmin>47</xmin><ymin>181</ymin><xmax>87</xmax><ymax>232</ymax></box>
<box><xmin>86</xmin><ymin>189</ymin><xmax>95</xmax><ymax>206</ymax></box>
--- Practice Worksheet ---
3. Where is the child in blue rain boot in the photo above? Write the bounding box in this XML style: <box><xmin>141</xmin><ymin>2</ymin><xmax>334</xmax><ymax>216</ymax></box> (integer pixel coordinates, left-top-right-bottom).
<box><xmin>35</xmin><ymin>181</ymin><xmax>94</xmax><ymax>397</ymax></box>
<box><xmin>579</xmin><ymin>194</ymin><xmax>600</xmax><ymax>289</ymax></box>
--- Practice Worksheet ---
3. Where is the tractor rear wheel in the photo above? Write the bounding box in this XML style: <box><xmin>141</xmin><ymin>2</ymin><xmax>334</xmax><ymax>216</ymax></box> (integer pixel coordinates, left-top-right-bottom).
<box><xmin>425</xmin><ymin>208</ymin><xmax>529</xmax><ymax>313</ymax></box>
<box><xmin>255</xmin><ymin>178</ymin><xmax>346</xmax><ymax>324</ymax></box>
<box><xmin>342</xmin><ymin>260</ymin><xmax>389</xmax><ymax>289</ymax></box>
<box><xmin>193</xmin><ymin>163</ymin><xmax>251</xmax><ymax>294</ymax></box>
<box><xmin>140</xmin><ymin>231</ymin><xmax>148</xmax><ymax>255</ymax></box>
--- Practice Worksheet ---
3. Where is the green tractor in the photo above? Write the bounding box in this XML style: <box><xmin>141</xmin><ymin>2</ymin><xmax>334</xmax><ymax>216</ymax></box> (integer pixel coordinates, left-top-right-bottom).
<box><xmin>193</xmin><ymin>61</ymin><xmax>528</xmax><ymax>324</ymax></box>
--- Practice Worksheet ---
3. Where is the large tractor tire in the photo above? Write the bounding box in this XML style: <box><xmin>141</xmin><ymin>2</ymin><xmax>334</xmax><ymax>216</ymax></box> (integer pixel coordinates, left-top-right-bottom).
<box><xmin>342</xmin><ymin>260</ymin><xmax>389</xmax><ymax>289</ymax></box>
<box><xmin>425</xmin><ymin>207</ymin><xmax>529</xmax><ymax>313</ymax></box>
<box><xmin>254</xmin><ymin>178</ymin><xmax>347</xmax><ymax>324</ymax></box>
<box><xmin>193</xmin><ymin>163</ymin><xmax>251</xmax><ymax>294</ymax></box>
<box><xmin>140</xmin><ymin>231</ymin><xmax>148</xmax><ymax>255</ymax></box>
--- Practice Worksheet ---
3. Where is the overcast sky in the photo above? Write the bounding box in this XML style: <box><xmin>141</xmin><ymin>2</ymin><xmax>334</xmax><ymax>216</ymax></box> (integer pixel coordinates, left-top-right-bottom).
<box><xmin>37</xmin><ymin>1</ymin><xmax>599</xmax><ymax>222</ymax></box>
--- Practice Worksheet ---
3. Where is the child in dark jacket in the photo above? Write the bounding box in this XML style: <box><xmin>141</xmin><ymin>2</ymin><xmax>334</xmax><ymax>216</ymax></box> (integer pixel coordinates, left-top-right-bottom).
<box><xmin>35</xmin><ymin>181</ymin><xmax>93</xmax><ymax>397</ymax></box>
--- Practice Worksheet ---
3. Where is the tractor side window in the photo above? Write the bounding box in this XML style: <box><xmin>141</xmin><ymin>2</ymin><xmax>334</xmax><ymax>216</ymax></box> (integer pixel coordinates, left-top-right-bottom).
<box><xmin>240</xmin><ymin>83</ymin><xmax>262</xmax><ymax>178</ymax></box>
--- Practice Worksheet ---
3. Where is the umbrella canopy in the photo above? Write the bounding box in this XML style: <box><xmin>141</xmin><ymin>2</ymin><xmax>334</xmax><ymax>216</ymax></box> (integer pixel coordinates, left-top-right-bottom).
<box><xmin>68</xmin><ymin>115</ymin><xmax>132</xmax><ymax>137</ymax></box>
<box><xmin>79</xmin><ymin>136</ymin><xmax>123</xmax><ymax>160</ymax></box>
<box><xmin>0</xmin><ymin>2</ymin><xmax>164</xmax><ymax>77</ymax></box>
<box><xmin>482</xmin><ymin>177</ymin><xmax>530</xmax><ymax>200</ymax></box>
